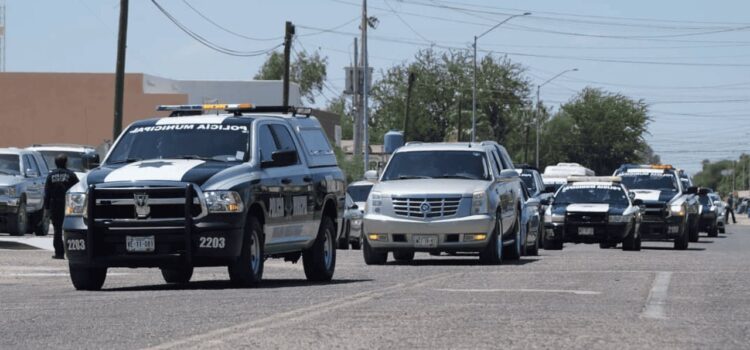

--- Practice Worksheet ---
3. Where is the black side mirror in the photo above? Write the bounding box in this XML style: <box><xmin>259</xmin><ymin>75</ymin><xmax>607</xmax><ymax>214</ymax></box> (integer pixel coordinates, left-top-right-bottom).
<box><xmin>82</xmin><ymin>153</ymin><xmax>100</xmax><ymax>170</ymax></box>
<box><xmin>262</xmin><ymin>150</ymin><xmax>298</xmax><ymax>168</ymax></box>
<box><xmin>349</xmin><ymin>203</ymin><xmax>359</xmax><ymax>210</ymax></box>
<box><xmin>686</xmin><ymin>186</ymin><xmax>698</xmax><ymax>195</ymax></box>
<box><xmin>540</xmin><ymin>198</ymin><xmax>551</xmax><ymax>206</ymax></box>
<box><xmin>633</xmin><ymin>199</ymin><xmax>644</xmax><ymax>206</ymax></box>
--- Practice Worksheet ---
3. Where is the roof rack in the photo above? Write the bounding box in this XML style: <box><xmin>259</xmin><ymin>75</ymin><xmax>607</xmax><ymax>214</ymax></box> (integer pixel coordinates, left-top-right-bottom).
<box><xmin>568</xmin><ymin>176</ymin><xmax>622</xmax><ymax>183</ymax></box>
<box><xmin>156</xmin><ymin>104</ymin><xmax>314</xmax><ymax>117</ymax></box>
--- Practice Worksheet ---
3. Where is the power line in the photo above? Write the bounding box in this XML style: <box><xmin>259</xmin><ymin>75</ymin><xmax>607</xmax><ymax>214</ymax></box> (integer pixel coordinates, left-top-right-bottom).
<box><xmin>181</xmin><ymin>0</ymin><xmax>282</xmax><ymax>41</ymax></box>
<box><xmin>382</xmin><ymin>0</ymin><xmax>434</xmax><ymax>44</ymax></box>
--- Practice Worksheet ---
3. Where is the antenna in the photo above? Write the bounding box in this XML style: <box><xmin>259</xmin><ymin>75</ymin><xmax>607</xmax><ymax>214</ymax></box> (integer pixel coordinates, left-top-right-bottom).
<box><xmin>0</xmin><ymin>0</ymin><xmax>5</xmax><ymax>72</ymax></box>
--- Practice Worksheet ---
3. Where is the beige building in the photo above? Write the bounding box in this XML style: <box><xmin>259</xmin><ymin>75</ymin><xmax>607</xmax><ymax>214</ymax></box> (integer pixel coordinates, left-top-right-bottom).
<box><xmin>0</xmin><ymin>72</ymin><xmax>339</xmax><ymax>150</ymax></box>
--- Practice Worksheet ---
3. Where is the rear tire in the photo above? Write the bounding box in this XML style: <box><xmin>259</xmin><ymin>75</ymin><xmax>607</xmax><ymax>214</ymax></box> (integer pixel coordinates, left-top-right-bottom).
<box><xmin>622</xmin><ymin>225</ymin><xmax>641</xmax><ymax>251</ymax></box>
<box><xmin>161</xmin><ymin>266</ymin><xmax>193</xmax><ymax>284</ymax></box>
<box><xmin>526</xmin><ymin>224</ymin><xmax>539</xmax><ymax>256</ymax></box>
<box><xmin>504</xmin><ymin>215</ymin><xmax>522</xmax><ymax>261</ymax></box>
<box><xmin>544</xmin><ymin>237</ymin><xmax>563</xmax><ymax>250</ymax></box>
<box><xmin>69</xmin><ymin>265</ymin><xmax>107</xmax><ymax>291</ymax></box>
<box><xmin>350</xmin><ymin>238</ymin><xmax>362</xmax><ymax>250</ymax></box>
<box><xmin>228</xmin><ymin>216</ymin><xmax>264</xmax><ymax>287</ymax></box>
<box><xmin>337</xmin><ymin>221</ymin><xmax>350</xmax><ymax>250</ymax></box>
<box><xmin>363</xmin><ymin>237</ymin><xmax>387</xmax><ymax>265</ymax></box>
<box><xmin>7</xmin><ymin>201</ymin><xmax>28</xmax><ymax>236</ymax></box>
<box><xmin>708</xmin><ymin>225</ymin><xmax>718</xmax><ymax>237</ymax></box>
<box><xmin>33</xmin><ymin>210</ymin><xmax>50</xmax><ymax>236</ymax></box>
<box><xmin>688</xmin><ymin>216</ymin><xmax>699</xmax><ymax>242</ymax></box>
<box><xmin>303</xmin><ymin>216</ymin><xmax>337</xmax><ymax>282</ymax></box>
<box><xmin>479</xmin><ymin>219</ymin><xmax>503</xmax><ymax>265</ymax></box>
<box><xmin>393</xmin><ymin>250</ymin><xmax>415</xmax><ymax>262</ymax></box>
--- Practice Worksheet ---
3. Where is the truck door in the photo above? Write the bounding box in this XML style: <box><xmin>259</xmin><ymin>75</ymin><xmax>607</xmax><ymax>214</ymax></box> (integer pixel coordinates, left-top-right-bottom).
<box><xmin>22</xmin><ymin>155</ymin><xmax>44</xmax><ymax>211</ymax></box>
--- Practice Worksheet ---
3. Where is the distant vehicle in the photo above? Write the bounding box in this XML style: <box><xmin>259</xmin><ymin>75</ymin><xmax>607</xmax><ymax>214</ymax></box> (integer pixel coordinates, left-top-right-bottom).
<box><xmin>708</xmin><ymin>192</ymin><xmax>726</xmax><ymax>233</ymax></box>
<box><xmin>543</xmin><ymin>162</ymin><xmax>595</xmax><ymax>178</ymax></box>
<box><xmin>515</xmin><ymin>165</ymin><xmax>552</xmax><ymax>248</ymax></box>
<box><xmin>543</xmin><ymin>176</ymin><xmax>642</xmax><ymax>251</ymax></box>
<box><xmin>697</xmin><ymin>188</ymin><xmax>719</xmax><ymax>237</ymax></box>
<box><xmin>0</xmin><ymin>148</ymin><xmax>50</xmax><ymax>236</ymax></box>
<box><xmin>542</xmin><ymin>176</ymin><xmax>567</xmax><ymax>194</ymax></box>
<box><xmin>613</xmin><ymin>164</ymin><xmax>696</xmax><ymax>250</ymax></box>
<box><xmin>362</xmin><ymin>141</ymin><xmax>525</xmax><ymax>265</ymax></box>
<box><xmin>675</xmin><ymin>169</ymin><xmax>703</xmax><ymax>242</ymax></box>
<box><xmin>26</xmin><ymin>144</ymin><xmax>100</xmax><ymax>179</ymax></box>
<box><xmin>519</xmin><ymin>185</ymin><xmax>542</xmax><ymax>256</ymax></box>
<box><xmin>339</xmin><ymin>180</ymin><xmax>375</xmax><ymax>250</ymax></box>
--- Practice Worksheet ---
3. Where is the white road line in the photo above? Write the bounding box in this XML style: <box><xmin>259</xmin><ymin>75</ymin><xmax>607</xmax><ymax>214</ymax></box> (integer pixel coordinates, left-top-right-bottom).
<box><xmin>436</xmin><ymin>288</ymin><xmax>601</xmax><ymax>295</ymax></box>
<box><xmin>642</xmin><ymin>271</ymin><xmax>672</xmax><ymax>320</ymax></box>
<box><xmin>145</xmin><ymin>272</ymin><xmax>460</xmax><ymax>350</ymax></box>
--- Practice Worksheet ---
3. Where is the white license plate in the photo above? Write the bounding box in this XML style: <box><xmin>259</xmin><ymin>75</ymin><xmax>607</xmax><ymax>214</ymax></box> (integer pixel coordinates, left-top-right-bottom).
<box><xmin>578</xmin><ymin>227</ymin><xmax>594</xmax><ymax>236</ymax></box>
<box><xmin>126</xmin><ymin>236</ymin><xmax>155</xmax><ymax>253</ymax></box>
<box><xmin>668</xmin><ymin>226</ymin><xmax>679</xmax><ymax>234</ymax></box>
<box><xmin>414</xmin><ymin>234</ymin><xmax>438</xmax><ymax>248</ymax></box>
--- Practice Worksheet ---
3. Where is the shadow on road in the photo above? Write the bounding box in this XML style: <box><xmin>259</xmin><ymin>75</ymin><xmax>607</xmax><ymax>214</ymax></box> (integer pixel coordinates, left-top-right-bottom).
<box><xmin>0</xmin><ymin>241</ymin><xmax>40</xmax><ymax>250</ymax></box>
<box><xmin>103</xmin><ymin>278</ymin><xmax>372</xmax><ymax>292</ymax></box>
<box><xmin>641</xmin><ymin>246</ymin><xmax>706</xmax><ymax>251</ymax></box>
<box><xmin>387</xmin><ymin>257</ymin><xmax>538</xmax><ymax>266</ymax></box>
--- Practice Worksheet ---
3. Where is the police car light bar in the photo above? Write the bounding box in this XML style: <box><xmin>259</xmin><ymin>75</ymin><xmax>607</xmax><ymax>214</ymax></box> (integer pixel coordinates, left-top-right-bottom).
<box><xmin>568</xmin><ymin>176</ymin><xmax>622</xmax><ymax>183</ymax></box>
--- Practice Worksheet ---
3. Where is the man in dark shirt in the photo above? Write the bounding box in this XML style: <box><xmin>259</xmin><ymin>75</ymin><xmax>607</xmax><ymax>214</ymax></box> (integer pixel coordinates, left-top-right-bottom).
<box><xmin>726</xmin><ymin>193</ymin><xmax>737</xmax><ymax>225</ymax></box>
<box><xmin>45</xmin><ymin>154</ymin><xmax>79</xmax><ymax>259</ymax></box>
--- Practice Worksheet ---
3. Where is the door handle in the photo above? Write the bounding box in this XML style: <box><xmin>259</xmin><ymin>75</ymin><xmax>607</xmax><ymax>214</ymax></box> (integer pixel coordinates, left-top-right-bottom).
<box><xmin>303</xmin><ymin>176</ymin><xmax>313</xmax><ymax>182</ymax></box>
<box><xmin>281</xmin><ymin>178</ymin><xmax>292</xmax><ymax>184</ymax></box>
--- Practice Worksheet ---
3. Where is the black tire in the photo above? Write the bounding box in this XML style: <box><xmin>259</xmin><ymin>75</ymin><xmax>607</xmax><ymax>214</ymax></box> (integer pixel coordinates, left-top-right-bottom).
<box><xmin>393</xmin><ymin>250</ymin><xmax>415</xmax><ymax>262</ymax></box>
<box><xmin>526</xmin><ymin>224</ymin><xmax>539</xmax><ymax>256</ymax></box>
<box><xmin>504</xmin><ymin>215</ymin><xmax>522</xmax><ymax>261</ymax></box>
<box><xmin>599</xmin><ymin>242</ymin><xmax>611</xmax><ymax>249</ymax></box>
<box><xmin>303</xmin><ymin>216</ymin><xmax>337</xmax><ymax>282</ymax></box>
<box><xmin>33</xmin><ymin>210</ymin><xmax>50</xmax><ymax>236</ymax></box>
<box><xmin>688</xmin><ymin>216</ymin><xmax>699</xmax><ymax>243</ymax></box>
<box><xmin>479</xmin><ymin>219</ymin><xmax>503</xmax><ymax>265</ymax></box>
<box><xmin>161</xmin><ymin>266</ymin><xmax>193</xmax><ymax>284</ymax></box>
<box><xmin>7</xmin><ymin>200</ymin><xmax>28</xmax><ymax>236</ymax></box>
<box><xmin>622</xmin><ymin>225</ymin><xmax>640</xmax><ymax>251</ymax></box>
<box><xmin>719</xmin><ymin>226</ymin><xmax>726</xmax><ymax>234</ymax></box>
<box><xmin>708</xmin><ymin>225</ymin><xmax>718</xmax><ymax>238</ymax></box>
<box><xmin>228</xmin><ymin>216</ymin><xmax>264</xmax><ymax>287</ymax></box>
<box><xmin>544</xmin><ymin>237</ymin><xmax>563</xmax><ymax>250</ymax></box>
<box><xmin>674</xmin><ymin>222</ymin><xmax>689</xmax><ymax>250</ymax></box>
<box><xmin>350</xmin><ymin>238</ymin><xmax>362</xmax><ymax>250</ymax></box>
<box><xmin>69</xmin><ymin>265</ymin><xmax>107</xmax><ymax>291</ymax></box>
<box><xmin>363</xmin><ymin>235</ymin><xmax>388</xmax><ymax>265</ymax></box>
<box><xmin>337</xmin><ymin>221</ymin><xmax>350</xmax><ymax>250</ymax></box>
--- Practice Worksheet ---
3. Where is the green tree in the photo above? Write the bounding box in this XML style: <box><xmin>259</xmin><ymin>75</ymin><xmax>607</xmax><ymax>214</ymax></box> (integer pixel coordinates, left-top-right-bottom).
<box><xmin>694</xmin><ymin>155</ymin><xmax>749</xmax><ymax>196</ymax></box>
<box><xmin>539</xmin><ymin>88</ymin><xmax>651</xmax><ymax>175</ymax></box>
<box><xmin>254</xmin><ymin>50</ymin><xmax>328</xmax><ymax>104</ymax></box>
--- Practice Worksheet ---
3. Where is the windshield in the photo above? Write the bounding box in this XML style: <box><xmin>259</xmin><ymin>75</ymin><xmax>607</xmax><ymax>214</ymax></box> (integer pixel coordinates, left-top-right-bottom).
<box><xmin>39</xmin><ymin>151</ymin><xmax>85</xmax><ymax>172</ymax></box>
<box><xmin>381</xmin><ymin>151</ymin><xmax>490</xmax><ymax>181</ymax></box>
<box><xmin>0</xmin><ymin>154</ymin><xmax>20</xmax><ymax>175</ymax></box>
<box><xmin>106</xmin><ymin>123</ymin><xmax>251</xmax><ymax>164</ymax></box>
<box><xmin>620</xmin><ymin>172</ymin><xmax>678</xmax><ymax>192</ymax></box>
<box><xmin>347</xmin><ymin>184</ymin><xmax>373</xmax><ymax>202</ymax></box>
<box><xmin>698</xmin><ymin>195</ymin><xmax>712</xmax><ymax>205</ymax></box>
<box><xmin>555</xmin><ymin>185</ymin><xmax>629</xmax><ymax>205</ymax></box>
<box><xmin>520</xmin><ymin>173</ymin><xmax>537</xmax><ymax>193</ymax></box>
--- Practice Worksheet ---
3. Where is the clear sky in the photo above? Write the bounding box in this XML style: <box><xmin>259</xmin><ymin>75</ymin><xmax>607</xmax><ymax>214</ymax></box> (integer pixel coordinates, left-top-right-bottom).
<box><xmin>5</xmin><ymin>0</ymin><xmax>750</xmax><ymax>174</ymax></box>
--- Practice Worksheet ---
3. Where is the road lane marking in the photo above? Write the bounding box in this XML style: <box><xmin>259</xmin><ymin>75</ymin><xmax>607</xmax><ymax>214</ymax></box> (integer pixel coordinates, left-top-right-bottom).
<box><xmin>145</xmin><ymin>272</ymin><xmax>460</xmax><ymax>350</ymax></box>
<box><xmin>435</xmin><ymin>288</ymin><xmax>601</xmax><ymax>295</ymax></box>
<box><xmin>642</xmin><ymin>271</ymin><xmax>672</xmax><ymax>320</ymax></box>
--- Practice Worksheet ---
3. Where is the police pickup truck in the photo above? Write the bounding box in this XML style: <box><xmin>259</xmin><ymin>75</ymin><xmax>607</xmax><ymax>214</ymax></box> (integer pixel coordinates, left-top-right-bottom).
<box><xmin>613</xmin><ymin>165</ymin><xmax>697</xmax><ymax>250</ymax></box>
<box><xmin>543</xmin><ymin>176</ymin><xmax>642</xmax><ymax>251</ymax></box>
<box><xmin>63</xmin><ymin>104</ymin><xmax>345</xmax><ymax>290</ymax></box>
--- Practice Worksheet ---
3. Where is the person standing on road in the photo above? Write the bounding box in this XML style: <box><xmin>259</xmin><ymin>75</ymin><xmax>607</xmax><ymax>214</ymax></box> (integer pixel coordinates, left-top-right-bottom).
<box><xmin>726</xmin><ymin>193</ymin><xmax>737</xmax><ymax>224</ymax></box>
<box><xmin>44</xmin><ymin>154</ymin><xmax>79</xmax><ymax>259</ymax></box>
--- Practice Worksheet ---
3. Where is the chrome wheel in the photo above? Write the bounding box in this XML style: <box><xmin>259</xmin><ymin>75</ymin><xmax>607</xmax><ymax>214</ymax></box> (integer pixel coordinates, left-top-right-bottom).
<box><xmin>250</xmin><ymin>230</ymin><xmax>260</xmax><ymax>274</ymax></box>
<box><xmin>323</xmin><ymin>228</ymin><xmax>333</xmax><ymax>271</ymax></box>
<box><xmin>496</xmin><ymin>220</ymin><xmax>503</xmax><ymax>259</ymax></box>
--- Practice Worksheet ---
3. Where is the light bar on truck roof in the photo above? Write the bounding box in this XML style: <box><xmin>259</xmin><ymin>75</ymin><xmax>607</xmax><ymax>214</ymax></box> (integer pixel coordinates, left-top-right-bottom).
<box><xmin>157</xmin><ymin>103</ymin><xmax>255</xmax><ymax>112</ymax></box>
<box><xmin>568</xmin><ymin>176</ymin><xmax>621</xmax><ymax>183</ymax></box>
<box><xmin>650</xmin><ymin>164</ymin><xmax>673</xmax><ymax>170</ymax></box>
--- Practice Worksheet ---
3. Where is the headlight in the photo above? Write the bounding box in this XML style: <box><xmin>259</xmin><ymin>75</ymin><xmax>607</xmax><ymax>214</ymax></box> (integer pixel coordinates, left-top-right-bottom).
<box><xmin>472</xmin><ymin>191</ymin><xmax>488</xmax><ymax>215</ymax></box>
<box><xmin>670</xmin><ymin>205</ymin><xmax>685</xmax><ymax>217</ymax></box>
<box><xmin>65</xmin><ymin>193</ymin><xmax>87</xmax><ymax>216</ymax></box>
<box><xmin>609</xmin><ymin>215</ymin><xmax>630</xmax><ymax>223</ymax></box>
<box><xmin>0</xmin><ymin>186</ymin><xmax>16</xmax><ymax>196</ymax></box>
<box><xmin>545</xmin><ymin>214</ymin><xmax>565</xmax><ymax>223</ymax></box>
<box><xmin>369</xmin><ymin>192</ymin><xmax>383</xmax><ymax>213</ymax></box>
<box><xmin>204</xmin><ymin>191</ymin><xmax>244</xmax><ymax>213</ymax></box>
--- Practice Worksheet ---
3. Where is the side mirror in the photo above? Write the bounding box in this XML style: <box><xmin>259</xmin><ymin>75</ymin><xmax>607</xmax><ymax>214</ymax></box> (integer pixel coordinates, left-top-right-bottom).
<box><xmin>713</xmin><ymin>200</ymin><xmax>721</xmax><ymax>206</ymax></box>
<box><xmin>686</xmin><ymin>186</ymin><xmax>698</xmax><ymax>195</ymax></box>
<box><xmin>82</xmin><ymin>153</ymin><xmax>100</xmax><ymax>170</ymax></box>
<box><xmin>633</xmin><ymin>199</ymin><xmax>644</xmax><ymax>206</ymax></box>
<box><xmin>349</xmin><ymin>203</ymin><xmax>359</xmax><ymax>210</ymax></box>
<box><xmin>364</xmin><ymin>170</ymin><xmax>378</xmax><ymax>182</ymax></box>
<box><xmin>499</xmin><ymin>169</ymin><xmax>518</xmax><ymax>178</ymax></box>
<box><xmin>25</xmin><ymin>169</ymin><xmax>39</xmax><ymax>178</ymax></box>
<box><xmin>628</xmin><ymin>191</ymin><xmax>636</xmax><ymax>200</ymax></box>
<box><xmin>262</xmin><ymin>150</ymin><xmax>298</xmax><ymax>168</ymax></box>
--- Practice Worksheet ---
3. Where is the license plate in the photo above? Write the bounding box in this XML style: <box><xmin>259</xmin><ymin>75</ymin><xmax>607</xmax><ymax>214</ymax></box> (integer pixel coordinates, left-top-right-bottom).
<box><xmin>578</xmin><ymin>227</ymin><xmax>594</xmax><ymax>236</ymax></box>
<box><xmin>413</xmin><ymin>234</ymin><xmax>438</xmax><ymax>248</ymax></box>
<box><xmin>668</xmin><ymin>226</ymin><xmax>679</xmax><ymax>234</ymax></box>
<box><xmin>126</xmin><ymin>236</ymin><xmax>155</xmax><ymax>253</ymax></box>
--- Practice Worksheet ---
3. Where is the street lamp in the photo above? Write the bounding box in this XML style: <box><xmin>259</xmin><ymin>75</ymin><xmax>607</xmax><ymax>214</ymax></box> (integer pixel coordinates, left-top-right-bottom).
<box><xmin>535</xmin><ymin>68</ymin><xmax>578</xmax><ymax>168</ymax></box>
<box><xmin>472</xmin><ymin>12</ymin><xmax>530</xmax><ymax>142</ymax></box>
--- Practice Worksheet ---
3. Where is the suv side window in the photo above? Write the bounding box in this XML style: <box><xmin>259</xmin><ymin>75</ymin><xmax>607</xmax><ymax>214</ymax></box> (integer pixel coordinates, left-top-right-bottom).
<box><xmin>258</xmin><ymin>125</ymin><xmax>279</xmax><ymax>162</ymax></box>
<box><xmin>23</xmin><ymin>155</ymin><xmax>40</xmax><ymax>175</ymax></box>
<box><xmin>490</xmin><ymin>149</ymin><xmax>503</xmax><ymax>174</ymax></box>
<box><xmin>270</xmin><ymin>125</ymin><xmax>298</xmax><ymax>153</ymax></box>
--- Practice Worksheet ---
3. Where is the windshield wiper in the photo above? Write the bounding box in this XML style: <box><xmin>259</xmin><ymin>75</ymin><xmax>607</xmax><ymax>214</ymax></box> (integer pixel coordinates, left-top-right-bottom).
<box><xmin>438</xmin><ymin>175</ymin><xmax>476</xmax><ymax>180</ymax></box>
<box><xmin>107</xmin><ymin>158</ymin><xmax>141</xmax><ymax>165</ymax></box>
<box><xmin>398</xmin><ymin>175</ymin><xmax>433</xmax><ymax>180</ymax></box>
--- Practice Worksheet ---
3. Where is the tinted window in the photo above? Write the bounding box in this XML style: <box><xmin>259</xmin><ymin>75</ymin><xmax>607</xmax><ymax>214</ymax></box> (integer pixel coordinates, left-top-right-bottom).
<box><xmin>698</xmin><ymin>195</ymin><xmax>712</xmax><ymax>205</ymax></box>
<box><xmin>0</xmin><ymin>154</ymin><xmax>20</xmax><ymax>175</ymax></box>
<box><xmin>258</xmin><ymin>125</ymin><xmax>278</xmax><ymax>162</ymax></box>
<box><xmin>620</xmin><ymin>173</ymin><xmax>678</xmax><ymax>192</ymax></box>
<box><xmin>347</xmin><ymin>184</ymin><xmax>373</xmax><ymax>202</ymax></box>
<box><xmin>495</xmin><ymin>146</ymin><xmax>514</xmax><ymax>169</ymax></box>
<box><xmin>300</xmin><ymin>129</ymin><xmax>333</xmax><ymax>155</ymax></box>
<box><xmin>520</xmin><ymin>172</ymin><xmax>537</xmax><ymax>193</ymax></box>
<box><xmin>24</xmin><ymin>155</ymin><xmax>40</xmax><ymax>175</ymax></box>
<box><xmin>39</xmin><ymin>151</ymin><xmax>85</xmax><ymax>172</ymax></box>
<box><xmin>270</xmin><ymin>124</ymin><xmax>298</xmax><ymax>153</ymax></box>
<box><xmin>107</xmin><ymin>123</ymin><xmax>251</xmax><ymax>164</ymax></box>
<box><xmin>381</xmin><ymin>151</ymin><xmax>490</xmax><ymax>181</ymax></box>
<box><xmin>555</xmin><ymin>185</ymin><xmax>629</xmax><ymax>205</ymax></box>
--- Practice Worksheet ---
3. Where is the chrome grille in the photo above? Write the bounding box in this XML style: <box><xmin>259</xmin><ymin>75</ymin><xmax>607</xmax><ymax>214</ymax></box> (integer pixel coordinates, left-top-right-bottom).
<box><xmin>93</xmin><ymin>187</ymin><xmax>203</xmax><ymax>220</ymax></box>
<box><xmin>392</xmin><ymin>196</ymin><xmax>462</xmax><ymax>218</ymax></box>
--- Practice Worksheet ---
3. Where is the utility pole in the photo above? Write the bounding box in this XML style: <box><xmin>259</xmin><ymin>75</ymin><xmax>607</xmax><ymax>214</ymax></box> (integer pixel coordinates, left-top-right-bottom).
<box><xmin>112</xmin><ymin>0</ymin><xmax>129</xmax><ymax>139</ymax></box>
<box><xmin>403</xmin><ymin>71</ymin><xmax>416</xmax><ymax>141</ymax></box>
<box><xmin>361</xmin><ymin>0</ymin><xmax>370</xmax><ymax>171</ymax></box>
<box><xmin>524</xmin><ymin>109</ymin><xmax>530</xmax><ymax>163</ymax></box>
<box><xmin>457</xmin><ymin>96</ymin><xmax>463</xmax><ymax>142</ymax></box>
<box><xmin>282</xmin><ymin>21</ymin><xmax>295</xmax><ymax>109</ymax></box>
<box><xmin>535</xmin><ymin>85</ymin><xmax>540</xmax><ymax>168</ymax></box>
<box><xmin>352</xmin><ymin>37</ymin><xmax>362</xmax><ymax>159</ymax></box>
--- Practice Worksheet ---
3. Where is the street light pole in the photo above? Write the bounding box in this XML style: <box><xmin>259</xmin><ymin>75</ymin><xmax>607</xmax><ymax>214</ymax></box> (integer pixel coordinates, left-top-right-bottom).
<box><xmin>535</xmin><ymin>68</ymin><xmax>578</xmax><ymax>168</ymax></box>
<box><xmin>471</xmin><ymin>12</ymin><xmax>530</xmax><ymax>143</ymax></box>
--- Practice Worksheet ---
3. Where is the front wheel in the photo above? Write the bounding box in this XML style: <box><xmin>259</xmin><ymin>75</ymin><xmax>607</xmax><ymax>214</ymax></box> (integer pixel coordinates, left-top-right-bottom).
<box><xmin>688</xmin><ymin>216</ymin><xmax>699</xmax><ymax>243</ymax></box>
<box><xmin>708</xmin><ymin>224</ymin><xmax>719</xmax><ymax>237</ymax></box>
<box><xmin>161</xmin><ymin>266</ymin><xmax>193</xmax><ymax>284</ymax></box>
<box><xmin>504</xmin><ymin>215</ymin><xmax>522</xmax><ymax>261</ymax></box>
<box><xmin>363</xmin><ymin>236</ymin><xmax>388</xmax><ymax>265</ymax></box>
<box><xmin>7</xmin><ymin>202</ymin><xmax>28</xmax><ymax>236</ymax></box>
<box><xmin>526</xmin><ymin>224</ymin><xmax>539</xmax><ymax>256</ymax></box>
<box><xmin>303</xmin><ymin>216</ymin><xmax>337</xmax><ymax>282</ymax></box>
<box><xmin>479</xmin><ymin>219</ymin><xmax>503</xmax><ymax>265</ymax></box>
<box><xmin>674</xmin><ymin>221</ymin><xmax>689</xmax><ymax>250</ymax></box>
<box><xmin>69</xmin><ymin>265</ymin><xmax>107</xmax><ymax>291</ymax></box>
<box><xmin>622</xmin><ymin>225</ymin><xmax>641</xmax><ymax>251</ymax></box>
<box><xmin>228</xmin><ymin>216</ymin><xmax>264</xmax><ymax>287</ymax></box>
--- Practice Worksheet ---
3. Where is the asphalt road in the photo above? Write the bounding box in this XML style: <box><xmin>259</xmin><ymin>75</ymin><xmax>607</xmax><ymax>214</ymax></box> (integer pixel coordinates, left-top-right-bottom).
<box><xmin>1</xmin><ymin>222</ymin><xmax>750</xmax><ymax>350</ymax></box>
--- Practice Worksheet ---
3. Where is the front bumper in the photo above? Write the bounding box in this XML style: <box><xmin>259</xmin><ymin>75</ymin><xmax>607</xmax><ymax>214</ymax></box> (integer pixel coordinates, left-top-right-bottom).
<box><xmin>639</xmin><ymin>215</ymin><xmax>684</xmax><ymax>240</ymax></box>
<box><xmin>545</xmin><ymin>222</ymin><xmax>629</xmax><ymax>244</ymax></box>
<box><xmin>0</xmin><ymin>196</ymin><xmax>20</xmax><ymax>215</ymax></box>
<box><xmin>363</xmin><ymin>213</ymin><xmax>494</xmax><ymax>251</ymax></box>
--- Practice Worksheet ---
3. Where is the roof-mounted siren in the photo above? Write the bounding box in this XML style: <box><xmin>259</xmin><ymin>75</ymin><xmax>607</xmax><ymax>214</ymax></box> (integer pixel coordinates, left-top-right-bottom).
<box><xmin>157</xmin><ymin>103</ymin><xmax>243</xmax><ymax>117</ymax></box>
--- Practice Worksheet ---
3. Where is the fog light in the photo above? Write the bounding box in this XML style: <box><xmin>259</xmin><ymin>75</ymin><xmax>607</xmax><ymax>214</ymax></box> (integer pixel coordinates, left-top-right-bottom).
<box><xmin>368</xmin><ymin>234</ymin><xmax>387</xmax><ymax>241</ymax></box>
<box><xmin>464</xmin><ymin>234</ymin><xmax>487</xmax><ymax>241</ymax></box>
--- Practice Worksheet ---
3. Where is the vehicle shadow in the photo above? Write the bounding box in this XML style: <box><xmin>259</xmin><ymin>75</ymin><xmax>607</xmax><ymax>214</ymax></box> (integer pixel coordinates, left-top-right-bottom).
<box><xmin>0</xmin><ymin>241</ymin><xmax>39</xmax><ymax>250</ymax></box>
<box><xmin>641</xmin><ymin>246</ymin><xmax>706</xmax><ymax>251</ymax></box>
<box><xmin>102</xmin><ymin>278</ymin><xmax>372</xmax><ymax>292</ymax></box>
<box><xmin>387</xmin><ymin>257</ymin><xmax>538</xmax><ymax>266</ymax></box>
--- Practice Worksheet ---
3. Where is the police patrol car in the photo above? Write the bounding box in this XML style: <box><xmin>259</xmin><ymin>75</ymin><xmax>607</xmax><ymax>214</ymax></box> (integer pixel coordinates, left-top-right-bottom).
<box><xmin>613</xmin><ymin>164</ymin><xmax>696</xmax><ymax>250</ymax></box>
<box><xmin>543</xmin><ymin>176</ymin><xmax>642</xmax><ymax>251</ymax></box>
<box><xmin>63</xmin><ymin>104</ymin><xmax>345</xmax><ymax>290</ymax></box>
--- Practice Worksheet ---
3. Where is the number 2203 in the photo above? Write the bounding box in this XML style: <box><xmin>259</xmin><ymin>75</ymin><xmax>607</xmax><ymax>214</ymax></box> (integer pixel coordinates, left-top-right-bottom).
<box><xmin>199</xmin><ymin>237</ymin><xmax>226</xmax><ymax>249</ymax></box>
